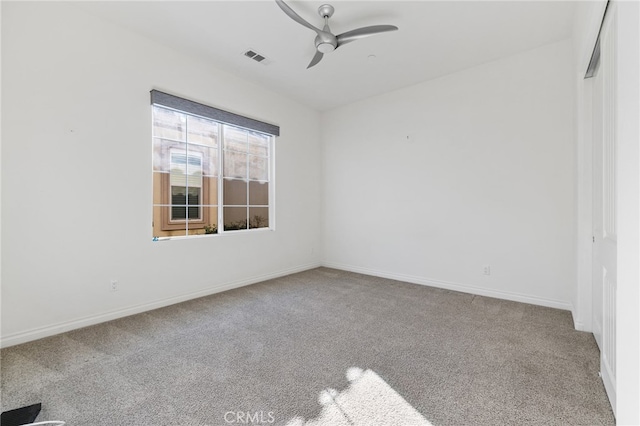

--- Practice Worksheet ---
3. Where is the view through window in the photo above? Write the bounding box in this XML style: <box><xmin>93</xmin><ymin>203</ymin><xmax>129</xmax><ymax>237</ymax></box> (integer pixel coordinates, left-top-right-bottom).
<box><xmin>151</xmin><ymin>96</ymin><xmax>275</xmax><ymax>239</ymax></box>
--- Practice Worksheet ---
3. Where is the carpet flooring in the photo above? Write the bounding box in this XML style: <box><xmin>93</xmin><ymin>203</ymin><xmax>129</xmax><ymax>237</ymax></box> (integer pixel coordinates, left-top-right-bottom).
<box><xmin>1</xmin><ymin>267</ymin><xmax>614</xmax><ymax>425</ymax></box>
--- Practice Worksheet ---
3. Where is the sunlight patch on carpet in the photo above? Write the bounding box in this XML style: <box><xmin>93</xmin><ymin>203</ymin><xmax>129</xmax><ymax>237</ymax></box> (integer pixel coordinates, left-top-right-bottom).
<box><xmin>286</xmin><ymin>367</ymin><xmax>432</xmax><ymax>426</ymax></box>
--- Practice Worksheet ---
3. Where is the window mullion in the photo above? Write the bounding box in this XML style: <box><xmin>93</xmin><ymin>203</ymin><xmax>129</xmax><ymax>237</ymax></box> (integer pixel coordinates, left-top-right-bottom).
<box><xmin>246</xmin><ymin>135</ymin><xmax>250</xmax><ymax>229</ymax></box>
<box><xmin>184</xmin><ymin>114</ymin><xmax>189</xmax><ymax>236</ymax></box>
<box><xmin>218</xmin><ymin>124</ymin><xmax>225</xmax><ymax>233</ymax></box>
<box><xmin>269</xmin><ymin>137</ymin><xmax>274</xmax><ymax>230</ymax></box>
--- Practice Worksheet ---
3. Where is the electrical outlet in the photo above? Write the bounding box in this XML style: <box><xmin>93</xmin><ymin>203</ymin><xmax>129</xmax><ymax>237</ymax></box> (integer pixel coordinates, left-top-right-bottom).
<box><xmin>110</xmin><ymin>280</ymin><xmax>119</xmax><ymax>292</ymax></box>
<box><xmin>483</xmin><ymin>265</ymin><xmax>491</xmax><ymax>276</ymax></box>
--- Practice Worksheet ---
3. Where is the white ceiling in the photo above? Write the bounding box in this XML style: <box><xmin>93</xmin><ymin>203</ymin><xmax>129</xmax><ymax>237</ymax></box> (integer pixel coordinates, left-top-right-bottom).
<box><xmin>75</xmin><ymin>1</ymin><xmax>577</xmax><ymax>111</ymax></box>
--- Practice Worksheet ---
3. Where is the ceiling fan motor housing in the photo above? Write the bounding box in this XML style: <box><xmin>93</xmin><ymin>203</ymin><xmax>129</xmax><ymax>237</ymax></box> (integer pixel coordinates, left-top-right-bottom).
<box><xmin>318</xmin><ymin>4</ymin><xmax>335</xmax><ymax>18</ymax></box>
<box><xmin>315</xmin><ymin>32</ymin><xmax>337</xmax><ymax>53</ymax></box>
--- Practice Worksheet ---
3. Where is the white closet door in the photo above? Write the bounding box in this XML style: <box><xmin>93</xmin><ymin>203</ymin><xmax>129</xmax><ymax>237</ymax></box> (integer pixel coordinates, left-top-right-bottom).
<box><xmin>591</xmin><ymin>2</ymin><xmax>617</xmax><ymax>415</ymax></box>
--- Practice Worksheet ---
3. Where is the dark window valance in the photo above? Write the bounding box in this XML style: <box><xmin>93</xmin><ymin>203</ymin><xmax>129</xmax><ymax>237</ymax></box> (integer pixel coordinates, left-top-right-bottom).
<box><xmin>150</xmin><ymin>90</ymin><xmax>280</xmax><ymax>136</ymax></box>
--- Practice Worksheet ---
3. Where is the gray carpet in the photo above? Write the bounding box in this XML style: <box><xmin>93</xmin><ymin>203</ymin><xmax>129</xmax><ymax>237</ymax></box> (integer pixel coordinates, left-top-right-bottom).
<box><xmin>1</xmin><ymin>267</ymin><xmax>614</xmax><ymax>425</ymax></box>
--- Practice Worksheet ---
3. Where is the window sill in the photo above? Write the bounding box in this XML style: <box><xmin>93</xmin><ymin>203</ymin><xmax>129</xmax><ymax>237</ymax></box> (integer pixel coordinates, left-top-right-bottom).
<box><xmin>152</xmin><ymin>227</ymin><xmax>274</xmax><ymax>242</ymax></box>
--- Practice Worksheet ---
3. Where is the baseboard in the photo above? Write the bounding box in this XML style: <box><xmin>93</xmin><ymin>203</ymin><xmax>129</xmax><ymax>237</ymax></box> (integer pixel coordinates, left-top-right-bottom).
<box><xmin>0</xmin><ymin>262</ymin><xmax>321</xmax><ymax>348</ymax></box>
<box><xmin>593</xmin><ymin>319</ymin><xmax>603</xmax><ymax>351</ymax></box>
<box><xmin>3</xmin><ymin>261</ymin><xmax>573</xmax><ymax>347</ymax></box>
<box><xmin>600</xmin><ymin>356</ymin><xmax>617</xmax><ymax>417</ymax></box>
<box><xmin>573</xmin><ymin>320</ymin><xmax>587</xmax><ymax>331</ymax></box>
<box><xmin>321</xmin><ymin>261</ymin><xmax>573</xmax><ymax>311</ymax></box>
<box><xmin>570</xmin><ymin>304</ymin><xmax>588</xmax><ymax>331</ymax></box>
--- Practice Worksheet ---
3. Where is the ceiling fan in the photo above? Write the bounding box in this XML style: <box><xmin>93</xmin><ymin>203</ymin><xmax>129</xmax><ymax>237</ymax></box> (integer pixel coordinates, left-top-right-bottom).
<box><xmin>275</xmin><ymin>0</ymin><xmax>398</xmax><ymax>69</ymax></box>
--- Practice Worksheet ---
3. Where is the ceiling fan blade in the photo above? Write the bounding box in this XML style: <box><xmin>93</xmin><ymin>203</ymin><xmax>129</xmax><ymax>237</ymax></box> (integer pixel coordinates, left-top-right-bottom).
<box><xmin>307</xmin><ymin>51</ymin><xmax>324</xmax><ymax>69</ymax></box>
<box><xmin>275</xmin><ymin>0</ymin><xmax>322</xmax><ymax>35</ymax></box>
<box><xmin>336</xmin><ymin>25</ymin><xmax>398</xmax><ymax>47</ymax></box>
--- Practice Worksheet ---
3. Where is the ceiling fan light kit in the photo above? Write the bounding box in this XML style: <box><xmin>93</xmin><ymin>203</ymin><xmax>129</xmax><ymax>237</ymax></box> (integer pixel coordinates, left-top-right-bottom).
<box><xmin>275</xmin><ymin>0</ymin><xmax>398</xmax><ymax>68</ymax></box>
<box><xmin>317</xmin><ymin>42</ymin><xmax>336</xmax><ymax>53</ymax></box>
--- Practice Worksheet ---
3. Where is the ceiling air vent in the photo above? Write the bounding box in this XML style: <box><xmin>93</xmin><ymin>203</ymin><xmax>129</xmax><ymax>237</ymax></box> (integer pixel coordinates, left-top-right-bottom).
<box><xmin>243</xmin><ymin>49</ymin><xmax>271</xmax><ymax>65</ymax></box>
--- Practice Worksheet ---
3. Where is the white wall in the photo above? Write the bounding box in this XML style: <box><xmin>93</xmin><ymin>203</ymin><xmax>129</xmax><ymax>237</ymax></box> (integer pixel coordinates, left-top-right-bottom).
<box><xmin>0</xmin><ymin>2</ymin><xmax>4</xmax><ymax>341</ymax></box>
<box><xmin>321</xmin><ymin>40</ymin><xmax>575</xmax><ymax>309</ymax></box>
<box><xmin>0</xmin><ymin>2</ymin><xmax>321</xmax><ymax>346</ymax></box>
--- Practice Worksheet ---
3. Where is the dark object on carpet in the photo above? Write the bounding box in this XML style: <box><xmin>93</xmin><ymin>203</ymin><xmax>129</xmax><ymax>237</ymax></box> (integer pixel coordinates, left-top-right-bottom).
<box><xmin>1</xmin><ymin>402</ymin><xmax>41</xmax><ymax>426</ymax></box>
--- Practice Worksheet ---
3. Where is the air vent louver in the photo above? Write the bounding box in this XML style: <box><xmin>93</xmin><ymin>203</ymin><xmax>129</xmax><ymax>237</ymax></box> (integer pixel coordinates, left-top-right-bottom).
<box><xmin>243</xmin><ymin>49</ymin><xmax>270</xmax><ymax>65</ymax></box>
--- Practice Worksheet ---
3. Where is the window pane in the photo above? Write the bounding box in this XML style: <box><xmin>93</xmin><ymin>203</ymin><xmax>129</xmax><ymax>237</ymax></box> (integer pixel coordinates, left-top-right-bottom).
<box><xmin>224</xmin><ymin>207</ymin><xmax>247</xmax><ymax>231</ymax></box>
<box><xmin>186</xmin><ymin>154</ymin><xmax>203</xmax><ymax>188</ymax></box>
<box><xmin>201</xmin><ymin>206</ymin><xmax>218</xmax><ymax>234</ymax></box>
<box><xmin>187</xmin><ymin>115</ymin><xmax>218</xmax><ymax>147</ymax></box>
<box><xmin>169</xmin><ymin>150</ymin><xmax>187</xmax><ymax>186</ymax></box>
<box><xmin>170</xmin><ymin>171</ymin><xmax>185</xmax><ymax>187</ymax></box>
<box><xmin>153</xmin><ymin>139</ymin><xmax>186</xmax><ymax>172</ymax></box>
<box><xmin>223</xmin><ymin>150</ymin><xmax>247</xmax><ymax>179</ymax></box>
<box><xmin>172</xmin><ymin>187</ymin><xmax>201</xmax><ymax>220</ymax></box>
<box><xmin>171</xmin><ymin>186</ymin><xmax>187</xmax><ymax>220</ymax></box>
<box><xmin>153</xmin><ymin>106</ymin><xmax>185</xmax><ymax>141</ymax></box>
<box><xmin>249</xmin><ymin>181</ymin><xmax>268</xmax><ymax>206</ymax></box>
<box><xmin>153</xmin><ymin>205</ymin><xmax>187</xmax><ymax>237</ymax></box>
<box><xmin>248</xmin><ymin>132</ymin><xmax>269</xmax><ymax>156</ymax></box>
<box><xmin>172</xmin><ymin>205</ymin><xmax>187</xmax><ymax>220</ymax></box>
<box><xmin>223</xmin><ymin>125</ymin><xmax>248</xmax><ymax>152</ymax></box>
<box><xmin>223</xmin><ymin>178</ymin><xmax>247</xmax><ymax>206</ymax></box>
<box><xmin>248</xmin><ymin>155</ymin><xmax>268</xmax><ymax>181</ymax></box>
<box><xmin>152</xmin><ymin>138</ymin><xmax>164</xmax><ymax>172</ymax></box>
<box><xmin>189</xmin><ymin>207</ymin><xmax>200</xmax><ymax>220</ymax></box>
<box><xmin>187</xmin><ymin>186</ymin><xmax>201</xmax><ymax>221</ymax></box>
<box><xmin>204</xmin><ymin>176</ymin><xmax>218</xmax><ymax>204</ymax></box>
<box><xmin>203</xmin><ymin>146</ymin><xmax>218</xmax><ymax>177</ymax></box>
<box><xmin>152</xmin><ymin>172</ymin><xmax>165</xmax><ymax>205</ymax></box>
<box><xmin>171</xmin><ymin>152</ymin><xmax>202</xmax><ymax>188</ymax></box>
<box><xmin>249</xmin><ymin>207</ymin><xmax>269</xmax><ymax>229</ymax></box>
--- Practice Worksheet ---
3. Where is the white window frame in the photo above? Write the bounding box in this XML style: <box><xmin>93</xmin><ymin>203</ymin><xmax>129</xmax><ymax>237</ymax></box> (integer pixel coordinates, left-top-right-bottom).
<box><xmin>151</xmin><ymin>90</ymin><xmax>278</xmax><ymax>239</ymax></box>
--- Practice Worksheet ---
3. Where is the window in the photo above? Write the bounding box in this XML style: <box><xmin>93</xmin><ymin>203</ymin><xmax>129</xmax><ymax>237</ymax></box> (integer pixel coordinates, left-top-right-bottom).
<box><xmin>151</xmin><ymin>90</ymin><xmax>278</xmax><ymax>238</ymax></box>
